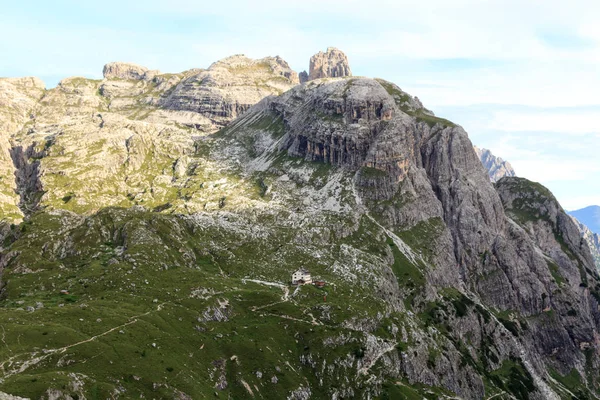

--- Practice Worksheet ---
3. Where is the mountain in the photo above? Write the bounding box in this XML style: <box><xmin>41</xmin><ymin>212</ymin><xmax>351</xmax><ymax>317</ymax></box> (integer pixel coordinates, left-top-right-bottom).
<box><xmin>571</xmin><ymin>216</ymin><xmax>600</xmax><ymax>268</ymax></box>
<box><xmin>473</xmin><ymin>149</ymin><xmax>600</xmax><ymax>272</ymax></box>
<box><xmin>474</xmin><ymin>146</ymin><xmax>516</xmax><ymax>183</ymax></box>
<box><xmin>569</xmin><ymin>206</ymin><xmax>600</xmax><ymax>234</ymax></box>
<box><xmin>1</xmin><ymin>49</ymin><xmax>600</xmax><ymax>399</ymax></box>
<box><xmin>0</xmin><ymin>56</ymin><xmax>299</xmax><ymax>224</ymax></box>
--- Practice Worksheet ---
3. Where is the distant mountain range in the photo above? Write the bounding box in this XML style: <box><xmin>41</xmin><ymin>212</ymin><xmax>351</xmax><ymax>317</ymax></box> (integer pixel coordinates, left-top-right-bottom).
<box><xmin>568</xmin><ymin>206</ymin><xmax>600</xmax><ymax>234</ymax></box>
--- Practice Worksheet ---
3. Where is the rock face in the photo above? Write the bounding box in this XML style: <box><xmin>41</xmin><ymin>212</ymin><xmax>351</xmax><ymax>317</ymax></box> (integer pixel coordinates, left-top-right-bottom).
<box><xmin>102</xmin><ymin>62</ymin><xmax>154</xmax><ymax>80</ymax></box>
<box><xmin>298</xmin><ymin>70</ymin><xmax>308</xmax><ymax>84</ymax></box>
<box><xmin>0</xmin><ymin>77</ymin><xmax>46</xmax><ymax>221</ymax></box>
<box><xmin>223</xmin><ymin>77</ymin><xmax>600</xmax><ymax>398</ymax></box>
<box><xmin>0</xmin><ymin>391</ymin><xmax>29</xmax><ymax>400</ymax></box>
<box><xmin>262</xmin><ymin>78</ymin><xmax>434</xmax><ymax>180</ymax></box>
<box><xmin>1</xmin><ymin>55</ymin><xmax>600</xmax><ymax>399</ymax></box>
<box><xmin>275</xmin><ymin>78</ymin><xmax>400</xmax><ymax>169</ymax></box>
<box><xmin>161</xmin><ymin>55</ymin><xmax>299</xmax><ymax>129</ymax></box>
<box><xmin>307</xmin><ymin>47</ymin><xmax>352</xmax><ymax>81</ymax></box>
<box><xmin>474</xmin><ymin>146</ymin><xmax>516</xmax><ymax>182</ymax></box>
<box><xmin>476</xmin><ymin>148</ymin><xmax>598</xmax><ymax>272</ymax></box>
<box><xmin>571</xmin><ymin>215</ymin><xmax>600</xmax><ymax>269</ymax></box>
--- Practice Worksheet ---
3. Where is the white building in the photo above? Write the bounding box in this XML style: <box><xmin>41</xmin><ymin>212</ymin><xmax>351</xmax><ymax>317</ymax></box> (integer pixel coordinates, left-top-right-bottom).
<box><xmin>291</xmin><ymin>268</ymin><xmax>312</xmax><ymax>285</ymax></box>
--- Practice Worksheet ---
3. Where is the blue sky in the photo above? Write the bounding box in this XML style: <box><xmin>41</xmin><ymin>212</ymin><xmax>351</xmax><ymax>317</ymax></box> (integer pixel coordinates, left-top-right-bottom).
<box><xmin>1</xmin><ymin>0</ymin><xmax>599</xmax><ymax>210</ymax></box>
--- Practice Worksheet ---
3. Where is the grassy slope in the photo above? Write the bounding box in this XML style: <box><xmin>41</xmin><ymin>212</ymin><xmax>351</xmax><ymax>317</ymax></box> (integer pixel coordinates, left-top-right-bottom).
<box><xmin>1</xmin><ymin>85</ymin><xmax>594</xmax><ymax>399</ymax></box>
<box><xmin>0</xmin><ymin>207</ymin><xmax>411</xmax><ymax>399</ymax></box>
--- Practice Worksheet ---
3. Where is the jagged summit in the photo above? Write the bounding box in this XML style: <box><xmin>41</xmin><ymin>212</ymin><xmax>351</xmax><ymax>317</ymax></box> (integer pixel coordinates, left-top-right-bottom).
<box><xmin>474</xmin><ymin>146</ymin><xmax>516</xmax><ymax>182</ymax></box>
<box><xmin>299</xmin><ymin>47</ymin><xmax>352</xmax><ymax>83</ymax></box>
<box><xmin>160</xmin><ymin>54</ymin><xmax>299</xmax><ymax>128</ymax></box>
<box><xmin>309</xmin><ymin>47</ymin><xmax>352</xmax><ymax>80</ymax></box>
<box><xmin>477</xmin><ymin>148</ymin><xmax>600</xmax><ymax>270</ymax></box>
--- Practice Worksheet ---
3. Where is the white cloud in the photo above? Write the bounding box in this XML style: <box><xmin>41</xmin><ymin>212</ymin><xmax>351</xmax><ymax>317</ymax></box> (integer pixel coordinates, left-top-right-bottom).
<box><xmin>512</xmin><ymin>158</ymin><xmax>599</xmax><ymax>183</ymax></box>
<box><xmin>562</xmin><ymin>195</ymin><xmax>600</xmax><ymax>211</ymax></box>
<box><xmin>486</xmin><ymin>110</ymin><xmax>600</xmax><ymax>134</ymax></box>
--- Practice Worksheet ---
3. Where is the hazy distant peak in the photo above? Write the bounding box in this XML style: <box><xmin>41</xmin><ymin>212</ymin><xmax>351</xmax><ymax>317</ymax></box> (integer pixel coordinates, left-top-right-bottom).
<box><xmin>474</xmin><ymin>146</ymin><xmax>516</xmax><ymax>183</ymax></box>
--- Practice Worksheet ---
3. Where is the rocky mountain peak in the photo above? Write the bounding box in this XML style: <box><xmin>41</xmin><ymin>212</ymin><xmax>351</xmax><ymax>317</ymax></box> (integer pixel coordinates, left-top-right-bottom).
<box><xmin>306</xmin><ymin>47</ymin><xmax>352</xmax><ymax>81</ymax></box>
<box><xmin>474</xmin><ymin>146</ymin><xmax>516</xmax><ymax>182</ymax></box>
<box><xmin>102</xmin><ymin>61</ymin><xmax>156</xmax><ymax>80</ymax></box>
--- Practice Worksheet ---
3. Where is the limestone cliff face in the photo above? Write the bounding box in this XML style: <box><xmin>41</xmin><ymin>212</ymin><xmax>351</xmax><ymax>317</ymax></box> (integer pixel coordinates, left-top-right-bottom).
<box><xmin>274</xmin><ymin>78</ymin><xmax>401</xmax><ymax>169</ymax></box>
<box><xmin>0</xmin><ymin>77</ymin><xmax>46</xmax><ymax>221</ymax></box>
<box><xmin>161</xmin><ymin>55</ymin><xmax>299</xmax><ymax>129</ymax></box>
<box><xmin>474</xmin><ymin>146</ymin><xmax>516</xmax><ymax>182</ymax></box>
<box><xmin>224</xmin><ymin>76</ymin><xmax>600</xmax><ymax>398</ymax></box>
<box><xmin>307</xmin><ymin>47</ymin><xmax>352</xmax><ymax>81</ymax></box>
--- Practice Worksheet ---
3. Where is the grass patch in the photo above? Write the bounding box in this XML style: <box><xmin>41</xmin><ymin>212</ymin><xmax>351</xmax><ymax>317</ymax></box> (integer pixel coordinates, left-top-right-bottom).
<box><xmin>488</xmin><ymin>358</ymin><xmax>535</xmax><ymax>400</ymax></box>
<box><xmin>397</xmin><ymin>218</ymin><xmax>445</xmax><ymax>263</ymax></box>
<box><xmin>359</xmin><ymin>166</ymin><xmax>389</xmax><ymax>179</ymax></box>
<box><xmin>387</xmin><ymin>237</ymin><xmax>425</xmax><ymax>309</ymax></box>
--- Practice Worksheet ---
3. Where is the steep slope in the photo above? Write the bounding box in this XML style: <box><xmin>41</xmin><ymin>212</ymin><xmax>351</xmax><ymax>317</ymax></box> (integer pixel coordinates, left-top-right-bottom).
<box><xmin>474</xmin><ymin>146</ymin><xmax>516</xmax><ymax>183</ymax></box>
<box><xmin>474</xmin><ymin>148</ymin><xmax>599</xmax><ymax>272</ymax></box>
<box><xmin>0</xmin><ymin>77</ymin><xmax>46</xmax><ymax>222</ymax></box>
<box><xmin>570</xmin><ymin>205</ymin><xmax>600</xmax><ymax>234</ymax></box>
<box><xmin>211</xmin><ymin>77</ymin><xmax>600</xmax><ymax>398</ymax></box>
<box><xmin>1</xmin><ymin>65</ymin><xmax>600</xmax><ymax>399</ymax></box>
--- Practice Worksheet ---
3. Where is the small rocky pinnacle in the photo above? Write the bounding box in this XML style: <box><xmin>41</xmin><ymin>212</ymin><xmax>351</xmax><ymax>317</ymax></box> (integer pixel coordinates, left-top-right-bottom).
<box><xmin>299</xmin><ymin>71</ymin><xmax>309</xmax><ymax>84</ymax></box>
<box><xmin>307</xmin><ymin>47</ymin><xmax>352</xmax><ymax>81</ymax></box>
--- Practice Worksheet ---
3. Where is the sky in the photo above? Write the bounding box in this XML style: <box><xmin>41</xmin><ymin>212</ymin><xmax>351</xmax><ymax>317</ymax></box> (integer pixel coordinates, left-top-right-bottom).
<box><xmin>1</xmin><ymin>0</ymin><xmax>599</xmax><ymax>210</ymax></box>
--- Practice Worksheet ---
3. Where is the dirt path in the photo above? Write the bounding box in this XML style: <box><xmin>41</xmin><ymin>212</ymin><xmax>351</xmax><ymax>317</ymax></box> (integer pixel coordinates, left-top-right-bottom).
<box><xmin>0</xmin><ymin>303</ymin><xmax>165</xmax><ymax>380</ymax></box>
<box><xmin>244</xmin><ymin>279</ymin><xmax>324</xmax><ymax>325</ymax></box>
<box><xmin>351</xmin><ymin>179</ymin><xmax>420</xmax><ymax>265</ymax></box>
<box><xmin>0</xmin><ymin>325</ymin><xmax>11</xmax><ymax>354</ymax></box>
<box><xmin>245</xmin><ymin>279</ymin><xmax>292</xmax><ymax>311</ymax></box>
<box><xmin>486</xmin><ymin>391</ymin><xmax>513</xmax><ymax>400</ymax></box>
<box><xmin>357</xmin><ymin>341</ymin><xmax>398</xmax><ymax>376</ymax></box>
